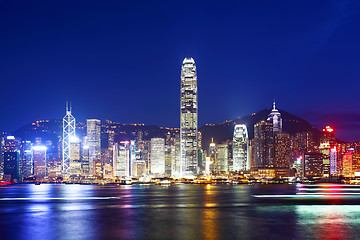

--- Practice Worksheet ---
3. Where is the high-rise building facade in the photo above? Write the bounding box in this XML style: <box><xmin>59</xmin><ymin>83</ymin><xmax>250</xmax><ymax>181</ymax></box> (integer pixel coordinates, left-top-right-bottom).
<box><xmin>81</xmin><ymin>145</ymin><xmax>90</xmax><ymax>176</ymax></box>
<box><xmin>180</xmin><ymin>57</ymin><xmax>198</xmax><ymax>177</ymax></box>
<box><xmin>62</xmin><ymin>102</ymin><xmax>75</xmax><ymax>175</ymax></box>
<box><xmin>130</xmin><ymin>140</ymin><xmax>136</xmax><ymax>176</ymax></box>
<box><xmin>19</xmin><ymin>140</ymin><xmax>33</xmax><ymax>177</ymax></box>
<box><xmin>232</xmin><ymin>124</ymin><xmax>249</xmax><ymax>171</ymax></box>
<box><xmin>150</xmin><ymin>138</ymin><xmax>165</xmax><ymax>175</ymax></box>
<box><xmin>87</xmin><ymin>119</ymin><xmax>101</xmax><ymax>176</ymax></box>
<box><xmin>209</xmin><ymin>140</ymin><xmax>217</xmax><ymax>173</ymax></box>
<box><xmin>254</xmin><ymin>120</ymin><xmax>274</xmax><ymax>168</ymax></box>
<box><xmin>343</xmin><ymin>149</ymin><xmax>360</xmax><ymax>177</ymax></box>
<box><xmin>113</xmin><ymin>142</ymin><xmax>130</xmax><ymax>177</ymax></box>
<box><xmin>267</xmin><ymin>101</ymin><xmax>282</xmax><ymax>133</ymax></box>
<box><xmin>69</xmin><ymin>137</ymin><xmax>81</xmax><ymax>176</ymax></box>
<box><xmin>33</xmin><ymin>146</ymin><xmax>47</xmax><ymax>178</ymax></box>
<box><xmin>274</xmin><ymin>132</ymin><xmax>291</xmax><ymax>168</ymax></box>
<box><xmin>3</xmin><ymin>136</ymin><xmax>20</xmax><ymax>181</ymax></box>
<box><xmin>319</xmin><ymin>126</ymin><xmax>336</xmax><ymax>176</ymax></box>
<box><xmin>165</xmin><ymin>145</ymin><xmax>175</xmax><ymax>177</ymax></box>
<box><xmin>304</xmin><ymin>152</ymin><xmax>326</xmax><ymax>178</ymax></box>
<box><xmin>217</xmin><ymin>144</ymin><xmax>229</xmax><ymax>173</ymax></box>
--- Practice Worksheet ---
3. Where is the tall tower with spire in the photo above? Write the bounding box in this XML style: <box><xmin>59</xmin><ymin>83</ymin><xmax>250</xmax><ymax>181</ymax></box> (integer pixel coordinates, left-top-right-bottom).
<box><xmin>62</xmin><ymin>101</ymin><xmax>76</xmax><ymax>175</ymax></box>
<box><xmin>180</xmin><ymin>58</ymin><xmax>198</xmax><ymax>177</ymax></box>
<box><xmin>267</xmin><ymin>100</ymin><xmax>282</xmax><ymax>133</ymax></box>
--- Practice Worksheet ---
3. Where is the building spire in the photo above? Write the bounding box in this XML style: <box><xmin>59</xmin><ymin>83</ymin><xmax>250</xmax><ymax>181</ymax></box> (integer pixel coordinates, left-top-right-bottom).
<box><xmin>273</xmin><ymin>99</ymin><xmax>276</xmax><ymax>110</ymax></box>
<box><xmin>66</xmin><ymin>101</ymin><xmax>72</xmax><ymax>114</ymax></box>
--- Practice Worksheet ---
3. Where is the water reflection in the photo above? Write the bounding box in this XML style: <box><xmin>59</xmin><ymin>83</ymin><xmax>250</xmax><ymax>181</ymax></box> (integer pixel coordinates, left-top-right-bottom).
<box><xmin>296</xmin><ymin>205</ymin><xmax>360</xmax><ymax>239</ymax></box>
<box><xmin>201</xmin><ymin>184</ymin><xmax>218</xmax><ymax>240</ymax></box>
<box><xmin>2</xmin><ymin>184</ymin><xmax>360</xmax><ymax>240</ymax></box>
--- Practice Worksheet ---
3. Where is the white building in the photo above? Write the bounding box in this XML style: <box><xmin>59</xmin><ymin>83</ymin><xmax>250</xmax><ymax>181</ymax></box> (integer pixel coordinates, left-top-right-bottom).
<box><xmin>267</xmin><ymin>101</ymin><xmax>282</xmax><ymax>133</ymax></box>
<box><xmin>232</xmin><ymin>124</ymin><xmax>249</xmax><ymax>171</ymax></box>
<box><xmin>217</xmin><ymin>144</ymin><xmax>229</xmax><ymax>173</ymax></box>
<box><xmin>113</xmin><ymin>141</ymin><xmax>130</xmax><ymax>177</ymax></box>
<box><xmin>69</xmin><ymin>136</ymin><xmax>81</xmax><ymax>176</ymax></box>
<box><xmin>180</xmin><ymin>57</ymin><xmax>198</xmax><ymax>177</ymax></box>
<box><xmin>62</xmin><ymin>102</ymin><xmax>75</xmax><ymax>175</ymax></box>
<box><xmin>151</xmin><ymin>138</ymin><xmax>165</xmax><ymax>175</ymax></box>
<box><xmin>86</xmin><ymin>119</ymin><xmax>101</xmax><ymax>176</ymax></box>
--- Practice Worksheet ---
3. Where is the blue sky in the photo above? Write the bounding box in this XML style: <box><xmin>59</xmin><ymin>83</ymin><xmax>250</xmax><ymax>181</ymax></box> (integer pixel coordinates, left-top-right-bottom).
<box><xmin>1</xmin><ymin>0</ymin><xmax>360</xmax><ymax>141</ymax></box>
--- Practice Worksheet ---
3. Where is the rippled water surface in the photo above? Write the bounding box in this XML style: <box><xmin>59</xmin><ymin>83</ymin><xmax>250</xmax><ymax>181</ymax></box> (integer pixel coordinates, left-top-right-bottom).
<box><xmin>1</xmin><ymin>183</ymin><xmax>360</xmax><ymax>240</ymax></box>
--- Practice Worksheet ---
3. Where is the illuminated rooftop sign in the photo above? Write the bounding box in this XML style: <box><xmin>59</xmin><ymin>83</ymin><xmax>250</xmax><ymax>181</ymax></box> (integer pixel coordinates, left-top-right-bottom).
<box><xmin>324</xmin><ymin>126</ymin><xmax>334</xmax><ymax>133</ymax></box>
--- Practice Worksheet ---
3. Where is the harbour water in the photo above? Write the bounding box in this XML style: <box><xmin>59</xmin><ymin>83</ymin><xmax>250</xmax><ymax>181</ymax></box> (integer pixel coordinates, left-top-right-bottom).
<box><xmin>1</xmin><ymin>183</ymin><xmax>360</xmax><ymax>240</ymax></box>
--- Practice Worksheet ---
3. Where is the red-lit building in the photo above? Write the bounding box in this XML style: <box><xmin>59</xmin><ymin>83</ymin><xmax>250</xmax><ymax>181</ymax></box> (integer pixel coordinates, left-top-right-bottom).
<box><xmin>343</xmin><ymin>149</ymin><xmax>360</xmax><ymax>177</ymax></box>
<box><xmin>319</xmin><ymin>126</ymin><xmax>336</xmax><ymax>176</ymax></box>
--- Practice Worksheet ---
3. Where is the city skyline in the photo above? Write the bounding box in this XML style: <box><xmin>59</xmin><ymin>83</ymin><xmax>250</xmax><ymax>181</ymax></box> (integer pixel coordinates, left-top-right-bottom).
<box><xmin>2</xmin><ymin>2</ymin><xmax>360</xmax><ymax>239</ymax></box>
<box><xmin>1</xmin><ymin>1</ymin><xmax>360</xmax><ymax>142</ymax></box>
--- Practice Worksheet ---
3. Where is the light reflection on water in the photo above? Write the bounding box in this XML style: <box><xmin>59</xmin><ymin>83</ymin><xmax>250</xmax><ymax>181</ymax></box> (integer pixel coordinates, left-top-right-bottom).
<box><xmin>296</xmin><ymin>205</ymin><xmax>360</xmax><ymax>239</ymax></box>
<box><xmin>1</xmin><ymin>184</ymin><xmax>360</xmax><ymax>240</ymax></box>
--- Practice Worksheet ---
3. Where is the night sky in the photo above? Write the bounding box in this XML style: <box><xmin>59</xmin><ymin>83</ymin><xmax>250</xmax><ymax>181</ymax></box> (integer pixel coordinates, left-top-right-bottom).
<box><xmin>1</xmin><ymin>1</ymin><xmax>360</xmax><ymax>141</ymax></box>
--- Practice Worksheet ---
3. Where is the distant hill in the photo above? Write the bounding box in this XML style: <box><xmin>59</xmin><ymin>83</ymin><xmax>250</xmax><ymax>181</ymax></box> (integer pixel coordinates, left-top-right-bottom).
<box><xmin>11</xmin><ymin>109</ymin><xmax>323</xmax><ymax>151</ymax></box>
<box><xmin>199</xmin><ymin>108</ymin><xmax>322</xmax><ymax>150</ymax></box>
<box><xmin>11</xmin><ymin>120</ymin><xmax>179</xmax><ymax>146</ymax></box>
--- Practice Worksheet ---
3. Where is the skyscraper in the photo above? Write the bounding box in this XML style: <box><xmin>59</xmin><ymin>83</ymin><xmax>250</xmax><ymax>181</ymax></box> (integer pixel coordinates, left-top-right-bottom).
<box><xmin>217</xmin><ymin>144</ymin><xmax>229</xmax><ymax>173</ymax></box>
<box><xmin>69</xmin><ymin>136</ymin><xmax>81</xmax><ymax>176</ymax></box>
<box><xmin>62</xmin><ymin>102</ymin><xmax>75</xmax><ymax>175</ymax></box>
<box><xmin>150</xmin><ymin>138</ymin><xmax>165</xmax><ymax>175</ymax></box>
<box><xmin>33</xmin><ymin>146</ymin><xmax>47</xmax><ymax>178</ymax></box>
<box><xmin>232</xmin><ymin>124</ymin><xmax>249</xmax><ymax>171</ymax></box>
<box><xmin>113</xmin><ymin>141</ymin><xmax>130</xmax><ymax>177</ymax></box>
<box><xmin>130</xmin><ymin>140</ymin><xmax>136</xmax><ymax>176</ymax></box>
<box><xmin>81</xmin><ymin>145</ymin><xmax>90</xmax><ymax>176</ymax></box>
<box><xmin>19</xmin><ymin>140</ymin><xmax>33</xmax><ymax>177</ymax></box>
<box><xmin>319</xmin><ymin>126</ymin><xmax>336</xmax><ymax>176</ymax></box>
<box><xmin>274</xmin><ymin>132</ymin><xmax>291</xmax><ymax>168</ymax></box>
<box><xmin>3</xmin><ymin>136</ymin><xmax>20</xmax><ymax>181</ymax></box>
<box><xmin>342</xmin><ymin>149</ymin><xmax>360</xmax><ymax>177</ymax></box>
<box><xmin>87</xmin><ymin>119</ymin><xmax>101</xmax><ymax>176</ymax></box>
<box><xmin>254</xmin><ymin>120</ymin><xmax>274</xmax><ymax>168</ymax></box>
<box><xmin>180</xmin><ymin>57</ymin><xmax>198</xmax><ymax>177</ymax></box>
<box><xmin>267</xmin><ymin>101</ymin><xmax>282</xmax><ymax>133</ymax></box>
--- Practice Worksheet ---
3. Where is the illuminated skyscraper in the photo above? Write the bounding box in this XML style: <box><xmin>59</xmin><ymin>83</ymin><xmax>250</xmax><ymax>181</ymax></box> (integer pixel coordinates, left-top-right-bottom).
<box><xmin>62</xmin><ymin>102</ymin><xmax>75</xmax><ymax>175</ymax></box>
<box><xmin>304</xmin><ymin>152</ymin><xmax>326</xmax><ymax>177</ymax></box>
<box><xmin>342</xmin><ymin>149</ymin><xmax>360</xmax><ymax>177</ymax></box>
<box><xmin>113</xmin><ymin>141</ymin><xmax>130</xmax><ymax>177</ymax></box>
<box><xmin>87</xmin><ymin>119</ymin><xmax>101</xmax><ymax>176</ymax></box>
<box><xmin>319</xmin><ymin>126</ymin><xmax>336</xmax><ymax>176</ymax></box>
<box><xmin>69</xmin><ymin>137</ymin><xmax>81</xmax><ymax>176</ymax></box>
<box><xmin>217</xmin><ymin>144</ymin><xmax>229</xmax><ymax>173</ymax></box>
<box><xmin>33</xmin><ymin>146</ymin><xmax>47</xmax><ymax>178</ymax></box>
<box><xmin>130</xmin><ymin>140</ymin><xmax>136</xmax><ymax>176</ymax></box>
<box><xmin>209</xmin><ymin>140</ymin><xmax>217</xmax><ymax>173</ymax></box>
<box><xmin>232</xmin><ymin>124</ymin><xmax>249</xmax><ymax>171</ymax></box>
<box><xmin>165</xmin><ymin>145</ymin><xmax>175</xmax><ymax>177</ymax></box>
<box><xmin>81</xmin><ymin>145</ymin><xmax>90</xmax><ymax>176</ymax></box>
<box><xmin>19</xmin><ymin>140</ymin><xmax>33</xmax><ymax>177</ymax></box>
<box><xmin>267</xmin><ymin>101</ymin><xmax>282</xmax><ymax>133</ymax></box>
<box><xmin>274</xmin><ymin>132</ymin><xmax>291</xmax><ymax>168</ymax></box>
<box><xmin>180</xmin><ymin>57</ymin><xmax>198</xmax><ymax>177</ymax></box>
<box><xmin>151</xmin><ymin>138</ymin><xmax>165</xmax><ymax>174</ymax></box>
<box><xmin>3</xmin><ymin>136</ymin><xmax>20</xmax><ymax>181</ymax></box>
<box><xmin>254</xmin><ymin>120</ymin><xmax>274</xmax><ymax>168</ymax></box>
<box><xmin>330</xmin><ymin>147</ymin><xmax>337</xmax><ymax>175</ymax></box>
